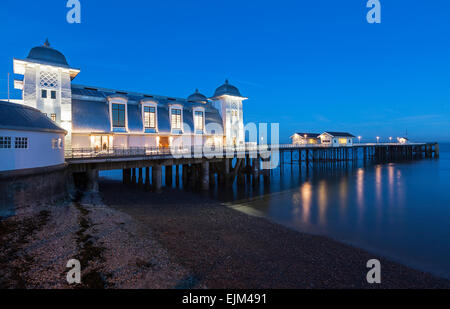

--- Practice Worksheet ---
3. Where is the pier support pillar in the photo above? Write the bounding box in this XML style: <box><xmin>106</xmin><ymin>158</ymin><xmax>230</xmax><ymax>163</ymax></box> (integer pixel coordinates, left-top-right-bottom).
<box><xmin>131</xmin><ymin>168</ymin><xmax>136</xmax><ymax>184</ymax></box>
<box><xmin>201</xmin><ymin>161</ymin><xmax>210</xmax><ymax>190</ymax></box>
<box><xmin>165</xmin><ymin>165</ymin><xmax>173</xmax><ymax>187</ymax></box>
<box><xmin>175</xmin><ymin>165</ymin><xmax>180</xmax><ymax>187</ymax></box>
<box><xmin>145</xmin><ymin>167</ymin><xmax>150</xmax><ymax>189</ymax></box>
<box><xmin>86</xmin><ymin>169</ymin><xmax>99</xmax><ymax>192</ymax></box>
<box><xmin>182</xmin><ymin>164</ymin><xmax>189</xmax><ymax>186</ymax></box>
<box><xmin>122</xmin><ymin>169</ymin><xmax>131</xmax><ymax>184</ymax></box>
<box><xmin>153</xmin><ymin>165</ymin><xmax>162</xmax><ymax>192</ymax></box>
<box><xmin>138</xmin><ymin>168</ymin><xmax>143</xmax><ymax>186</ymax></box>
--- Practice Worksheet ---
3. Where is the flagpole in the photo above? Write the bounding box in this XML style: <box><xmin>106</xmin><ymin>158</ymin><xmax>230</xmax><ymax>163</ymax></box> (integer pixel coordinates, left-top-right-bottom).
<box><xmin>7</xmin><ymin>72</ymin><xmax>10</xmax><ymax>102</ymax></box>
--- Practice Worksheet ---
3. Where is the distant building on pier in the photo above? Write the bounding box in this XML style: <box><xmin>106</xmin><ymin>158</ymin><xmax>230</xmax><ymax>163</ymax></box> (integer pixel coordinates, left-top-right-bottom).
<box><xmin>290</xmin><ymin>133</ymin><xmax>320</xmax><ymax>145</ymax></box>
<box><xmin>290</xmin><ymin>131</ymin><xmax>356</xmax><ymax>147</ymax></box>
<box><xmin>318</xmin><ymin>132</ymin><xmax>355</xmax><ymax>146</ymax></box>
<box><xmin>397</xmin><ymin>137</ymin><xmax>409</xmax><ymax>144</ymax></box>
<box><xmin>10</xmin><ymin>40</ymin><xmax>247</xmax><ymax>151</ymax></box>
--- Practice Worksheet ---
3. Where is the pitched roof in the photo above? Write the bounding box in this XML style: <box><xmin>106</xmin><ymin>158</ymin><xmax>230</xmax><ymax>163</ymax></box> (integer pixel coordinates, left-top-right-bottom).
<box><xmin>0</xmin><ymin>101</ymin><xmax>66</xmax><ymax>134</ymax></box>
<box><xmin>321</xmin><ymin>132</ymin><xmax>355</xmax><ymax>138</ymax></box>
<box><xmin>71</xmin><ymin>84</ymin><xmax>223</xmax><ymax>135</ymax></box>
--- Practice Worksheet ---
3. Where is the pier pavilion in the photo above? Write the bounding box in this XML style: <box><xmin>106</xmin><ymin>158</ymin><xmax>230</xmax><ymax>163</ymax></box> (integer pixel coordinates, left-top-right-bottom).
<box><xmin>12</xmin><ymin>40</ymin><xmax>247</xmax><ymax>151</ymax></box>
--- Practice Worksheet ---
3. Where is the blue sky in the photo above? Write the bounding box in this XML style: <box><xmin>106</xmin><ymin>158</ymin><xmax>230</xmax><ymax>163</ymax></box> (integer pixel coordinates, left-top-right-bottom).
<box><xmin>1</xmin><ymin>0</ymin><xmax>449</xmax><ymax>143</ymax></box>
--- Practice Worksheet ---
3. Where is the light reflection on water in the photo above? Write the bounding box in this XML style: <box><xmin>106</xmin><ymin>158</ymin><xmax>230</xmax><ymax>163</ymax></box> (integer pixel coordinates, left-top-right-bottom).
<box><xmin>100</xmin><ymin>145</ymin><xmax>450</xmax><ymax>279</ymax></box>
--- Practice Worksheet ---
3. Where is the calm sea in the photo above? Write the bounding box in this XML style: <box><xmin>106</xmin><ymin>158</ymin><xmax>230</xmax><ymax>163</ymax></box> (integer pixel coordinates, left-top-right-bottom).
<box><xmin>100</xmin><ymin>143</ymin><xmax>450</xmax><ymax>279</ymax></box>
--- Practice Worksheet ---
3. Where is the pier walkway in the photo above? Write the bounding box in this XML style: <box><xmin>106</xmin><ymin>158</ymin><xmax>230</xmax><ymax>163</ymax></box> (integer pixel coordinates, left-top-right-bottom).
<box><xmin>65</xmin><ymin>142</ymin><xmax>439</xmax><ymax>192</ymax></box>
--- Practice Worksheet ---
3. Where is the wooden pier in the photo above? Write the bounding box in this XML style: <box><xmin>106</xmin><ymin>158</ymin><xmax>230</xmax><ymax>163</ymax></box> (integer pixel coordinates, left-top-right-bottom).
<box><xmin>66</xmin><ymin>143</ymin><xmax>439</xmax><ymax>192</ymax></box>
<box><xmin>278</xmin><ymin>142</ymin><xmax>439</xmax><ymax>165</ymax></box>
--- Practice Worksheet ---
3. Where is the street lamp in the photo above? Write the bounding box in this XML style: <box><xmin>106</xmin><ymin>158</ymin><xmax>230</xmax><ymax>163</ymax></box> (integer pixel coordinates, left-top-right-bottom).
<box><xmin>376</xmin><ymin>136</ymin><xmax>380</xmax><ymax>144</ymax></box>
<box><xmin>389</xmin><ymin>137</ymin><xmax>393</xmax><ymax>143</ymax></box>
<box><xmin>358</xmin><ymin>136</ymin><xmax>362</xmax><ymax>144</ymax></box>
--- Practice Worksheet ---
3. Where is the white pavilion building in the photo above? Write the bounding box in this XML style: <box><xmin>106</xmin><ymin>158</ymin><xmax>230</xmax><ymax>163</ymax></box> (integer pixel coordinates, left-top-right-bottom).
<box><xmin>12</xmin><ymin>40</ymin><xmax>247</xmax><ymax>151</ymax></box>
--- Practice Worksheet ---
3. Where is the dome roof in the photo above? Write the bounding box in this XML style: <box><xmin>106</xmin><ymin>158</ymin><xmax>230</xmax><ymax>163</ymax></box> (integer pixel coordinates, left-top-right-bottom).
<box><xmin>213</xmin><ymin>79</ymin><xmax>242</xmax><ymax>97</ymax></box>
<box><xmin>187</xmin><ymin>89</ymin><xmax>208</xmax><ymax>102</ymax></box>
<box><xmin>26</xmin><ymin>39</ymin><xmax>69</xmax><ymax>67</ymax></box>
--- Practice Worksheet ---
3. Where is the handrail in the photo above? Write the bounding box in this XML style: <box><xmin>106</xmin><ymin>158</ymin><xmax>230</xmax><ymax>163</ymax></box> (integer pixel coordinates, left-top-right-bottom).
<box><xmin>65</xmin><ymin>143</ymin><xmax>428</xmax><ymax>160</ymax></box>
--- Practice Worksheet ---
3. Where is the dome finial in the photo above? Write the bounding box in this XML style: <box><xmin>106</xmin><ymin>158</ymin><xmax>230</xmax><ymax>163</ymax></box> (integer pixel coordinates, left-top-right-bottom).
<box><xmin>225</xmin><ymin>79</ymin><xmax>229</xmax><ymax>84</ymax></box>
<box><xmin>195</xmin><ymin>88</ymin><xmax>199</xmax><ymax>93</ymax></box>
<box><xmin>44</xmin><ymin>38</ymin><xmax>50</xmax><ymax>48</ymax></box>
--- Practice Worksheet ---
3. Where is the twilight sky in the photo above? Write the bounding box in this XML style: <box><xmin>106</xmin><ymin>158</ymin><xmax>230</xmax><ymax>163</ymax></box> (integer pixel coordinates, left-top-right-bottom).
<box><xmin>0</xmin><ymin>0</ymin><xmax>449</xmax><ymax>143</ymax></box>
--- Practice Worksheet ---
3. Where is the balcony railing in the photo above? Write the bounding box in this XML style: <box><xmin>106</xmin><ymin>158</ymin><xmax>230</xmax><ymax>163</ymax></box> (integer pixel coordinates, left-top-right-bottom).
<box><xmin>65</xmin><ymin>143</ymin><xmax>423</xmax><ymax>160</ymax></box>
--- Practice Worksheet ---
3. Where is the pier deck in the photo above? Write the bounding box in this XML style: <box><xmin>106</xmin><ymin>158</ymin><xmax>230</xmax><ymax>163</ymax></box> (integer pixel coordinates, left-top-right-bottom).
<box><xmin>65</xmin><ymin>142</ymin><xmax>439</xmax><ymax>192</ymax></box>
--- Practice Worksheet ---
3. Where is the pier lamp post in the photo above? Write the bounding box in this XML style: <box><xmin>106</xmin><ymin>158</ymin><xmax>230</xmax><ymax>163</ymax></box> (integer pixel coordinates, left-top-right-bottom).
<box><xmin>389</xmin><ymin>137</ymin><xmax>393</xmax><ymax>143</ymax></box>
<box><xmin>376</xmin><ymin>136</ymin><xmax>380</xmax><ymax>144</ymax></box>
<box><xmin>358</xmin><ymin>136</ymin><xmax>361</xmax><ymax>144</ymax></box>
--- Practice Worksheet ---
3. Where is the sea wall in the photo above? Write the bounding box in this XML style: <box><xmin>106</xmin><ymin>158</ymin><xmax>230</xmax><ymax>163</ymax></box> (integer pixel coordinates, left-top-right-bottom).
<box><xmin>0</xmin><ymin>164</ymin><xmax>69</xmax><ymax>218</ymax></box>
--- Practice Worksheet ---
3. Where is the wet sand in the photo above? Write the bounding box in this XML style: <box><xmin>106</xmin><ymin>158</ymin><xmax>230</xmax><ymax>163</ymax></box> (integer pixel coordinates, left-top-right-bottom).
<box><xmin>100</xmin><ymin>180</ymin><xmax>450</xmax><ymax>289</ymax></box>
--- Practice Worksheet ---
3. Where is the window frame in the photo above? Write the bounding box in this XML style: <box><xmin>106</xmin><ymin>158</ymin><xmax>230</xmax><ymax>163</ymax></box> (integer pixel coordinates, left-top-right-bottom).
<box><xmin>0</xmin><ymin>136</ymin><xmax>12</xmax><ymax>149</ymax></box>
<box><xmin>111</xmin><ymin>103</ymin><xmax>126</xmax><ymax>128</ymax></box>
<box><xmin>14</xmin><ymin>137</ymin><xmax>28</xmax><ymax>149</ymax></box>
<box><xmin>107</xmin><ymin>96</ymin><xmax>128</xmax><ymax>132</ymax></box>
<box><xmin>193</xmin><ymin>107</ymin><xmax>205</xmax><ymax>134</ymax></box>
<box><xmin>169</xmin><ymin>104</ymin><xmax>183</xmax><ymax>133</ymax></box>
<box><xmin>141</xmin><ymin>100</ymin><xmax>158</xmax><ymax>132</ymax></box>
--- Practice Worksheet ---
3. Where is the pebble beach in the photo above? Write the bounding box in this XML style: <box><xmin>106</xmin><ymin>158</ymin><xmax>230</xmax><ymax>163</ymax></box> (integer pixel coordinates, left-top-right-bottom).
<box><xmin>1</xmin><ymin>178</ymin><xmax>449</xmax><ymax>289</ymax></box>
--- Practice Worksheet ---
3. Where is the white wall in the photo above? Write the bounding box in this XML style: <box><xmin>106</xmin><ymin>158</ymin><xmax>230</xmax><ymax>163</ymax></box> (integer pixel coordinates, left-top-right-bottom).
<box><xmin>72</xmin><ymin>134</ymin><xmax>90</xmax><ymax>148</ymax></box>
<box><xmin>0</xmin><ymin>129</ymin><xmax>65</xmax><ymax>172</ymax></box>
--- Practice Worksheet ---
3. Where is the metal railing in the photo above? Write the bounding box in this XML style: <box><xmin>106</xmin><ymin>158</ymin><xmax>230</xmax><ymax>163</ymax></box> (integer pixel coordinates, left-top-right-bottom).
<box><xmin>65</xmin><ymin>145</ymin><xmax>266</xmax><ymax>160</ymax></box>
<box><xmin>65</xmin><ymin>143</ymin><xmax>425</xmax><ymax>160</ymax></box>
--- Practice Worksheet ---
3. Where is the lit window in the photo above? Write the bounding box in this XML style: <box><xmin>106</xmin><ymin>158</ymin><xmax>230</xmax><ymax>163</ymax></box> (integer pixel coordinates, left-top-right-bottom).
<box><xmin>51</xmin><ymin>91</ymin><xmax>57</xmax><ymax>99</ymax></box>
<box><xmin>0</xmin><ymin>136</ymin><xmax>11</xmax><ymax>149</ymax></box>
<box><xmin>42</xmin><ymin>89</ymin><xmax>47</xmax><ymax>98</ymax></box>
<box><xmin>144</xmin><ymin>106</ymin><xmax>156</xmax><ymax>129</ymax></box>
<box><xmin>51</xmin><ymin>114</ymin><xmax>56</xmax><ymax>122</ymax></box>
<box><xmin>52</xmin><ymin>138</ymin><xmax>58</xmax><ymax>149</ymax></box>
<box><xmin>58</xmin><ymin>138</ymin><xmax>63</xmax><ymax>149</ymax></box>
<box><xmin>15</xmin><ymin>137</ymin><xmax>28</xmax><ymax>149</ymax></box>
<box><xmin>194</xmin><ymin>111</ymin><xmax>204</xmax><ymax>131</ymax></box>
<box><xmin>112</xmin><ymin>103</ymin><xmax>126</xmax><ymax>128</ymax></box>
<box><xmin>171</xmin><ymin>108</ymin><xmax>182</xmax><ymax>130</ymax></box>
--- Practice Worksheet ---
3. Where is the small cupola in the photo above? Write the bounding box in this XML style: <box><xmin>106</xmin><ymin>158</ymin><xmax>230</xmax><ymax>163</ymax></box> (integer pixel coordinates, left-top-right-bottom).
<box><xmin>187</xmin><ymin>89</ymin><xmax>208</xmax><ymax>103</ymax></box>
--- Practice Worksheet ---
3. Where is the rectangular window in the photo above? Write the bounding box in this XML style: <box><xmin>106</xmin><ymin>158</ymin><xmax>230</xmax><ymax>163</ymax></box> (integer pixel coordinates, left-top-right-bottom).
<box><xmin>171</xmin><ymin>108</ymin><xmax>182</xmax><ymax>130</ymax></box>
<box><xmin>0</xmin><ymin>136</ymin><xmax>12</xmax><ymax>149</ymax></box>
<box><xmin>51</xmin><ymin>91</ymin><xmax>57</xmax><ymax>99</ymax></box>
<box><xmin>51</xmin><ymin>114</ymin><xmax>56</xmax><ymax>122</ymax></box>
<box><xmin>144</xmin><ymin>106</ymin><xmax>156</xmax><ymax>129</ymax></box>
<box><xmin>15</xmin><ymin>137</ymin><xmax>28</xmax><ymax>149</ymax></box>
<box><xmin>42</xmin><ymin>89</ymin><xmax>47</xmax><ymax>98</ymax></box>
<box><xmin>194</xmin><ymin>111</ymin><xmax>204</xmax><ymax>131</ymax></box>
<box><xmin>112</xmin><ymin>103</ymin><xmax>126</xmax><ymax>128</ymax></box>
